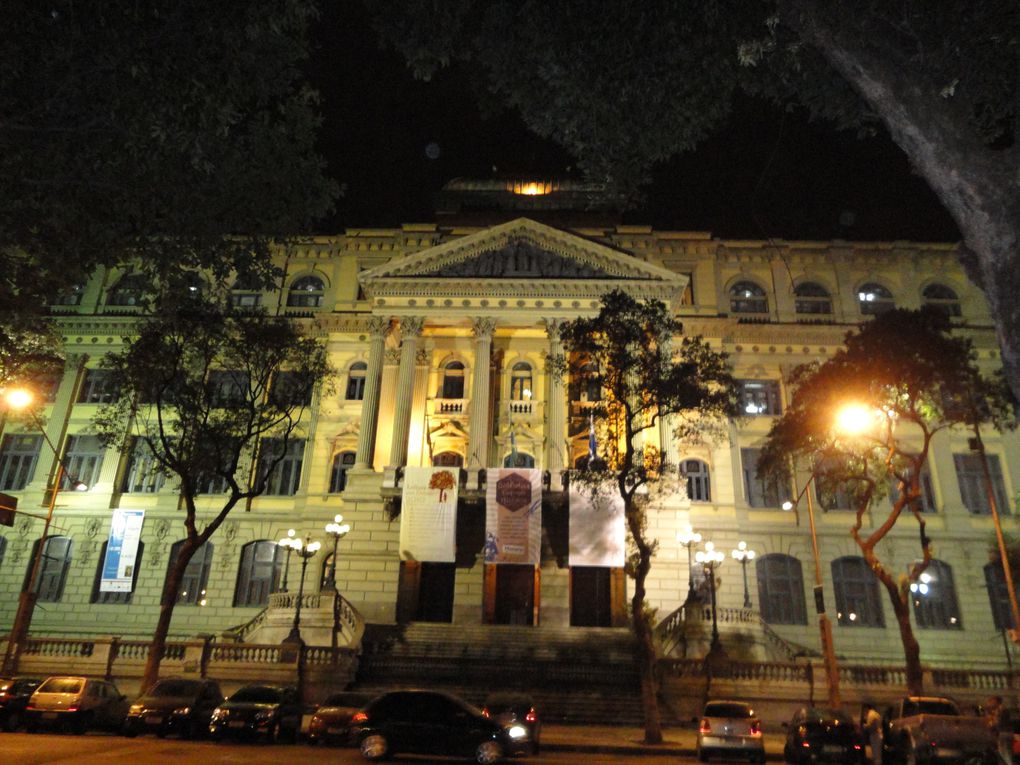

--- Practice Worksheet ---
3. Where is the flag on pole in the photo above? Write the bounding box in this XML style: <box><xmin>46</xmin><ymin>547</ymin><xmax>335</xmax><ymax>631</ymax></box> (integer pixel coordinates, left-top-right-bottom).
<box><xmin>588</xmin><ymin>413</ymin><xmax>597</xmax><ymax>462</ymax></box>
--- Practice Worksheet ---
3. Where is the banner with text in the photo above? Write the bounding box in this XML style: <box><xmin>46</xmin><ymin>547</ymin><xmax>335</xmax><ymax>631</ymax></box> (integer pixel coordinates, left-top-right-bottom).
<box><xmin>400</xmin><ymin>466</ymin><xmax>459</xmax><ymax>562</ymax></box>
<box><xmin>568</xmin><ymin>484</ymin><xmax>625</xmax><ymax>567</ymax></box>
<box><xmin>100</xmin><ymin>508</ymin><xmax>145</xmax><ymax>592</ymax></box>
<box><xmin>484</xmin><ymin>468</ymin><xmax>542</xmax><ymax>564</ymax></box>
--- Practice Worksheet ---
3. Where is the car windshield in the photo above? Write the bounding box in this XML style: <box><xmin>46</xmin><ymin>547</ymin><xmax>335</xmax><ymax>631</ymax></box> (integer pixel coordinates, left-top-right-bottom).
<box><xmin>38</xmin><ymin>678</ymin><xmax>83</xmax><ymax>694</ymax></box>
<box><xmin>705</xmin><ymin>703</ymin><xmax>753</xmax><ymax>718</ymax></box>
<box><xmin>904</xmin><ymin>700</ymin><xmax>958</xmax><ymax>717</ymax></box>
<box><xmin>230</xmin><ymin>687</ymin><xmax>282</xmax><ymax>703</ymax></box>
<box><xmin>150</xmin><ymin>680</ymin><xmax>202</xmax><ymax>697</ymax></box>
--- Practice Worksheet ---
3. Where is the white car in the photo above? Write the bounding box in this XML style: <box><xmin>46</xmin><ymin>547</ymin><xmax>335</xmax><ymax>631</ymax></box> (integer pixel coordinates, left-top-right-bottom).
<box><xmin>697</xmin><ymin>700</ymin><xmax>765</xmax><ymax>763</ymax></box>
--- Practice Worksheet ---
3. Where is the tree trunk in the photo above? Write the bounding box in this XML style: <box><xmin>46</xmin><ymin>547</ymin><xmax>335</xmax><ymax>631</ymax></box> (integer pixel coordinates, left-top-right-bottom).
<box><xmin>140</xmin><ymin>540</ymin><xmax>195</xmax><ymax>692</ymax></box>
<box><xmin>879</xmin><ymin>575</ymin><xmax>924</xmax><ymax>695</ymax></box>
<box><xmin>625</xmin><ymin>499</ymin><xmax>663</xmax><ymax>744</ymax></box>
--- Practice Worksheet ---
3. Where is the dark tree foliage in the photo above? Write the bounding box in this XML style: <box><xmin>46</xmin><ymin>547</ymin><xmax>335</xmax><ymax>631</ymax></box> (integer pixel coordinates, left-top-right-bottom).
<box><xmin>0</xmin><ymin>0</ymin><xmax>338</xmax><ymax>367</ymax></box>
<box><xmin>93</xmin><ymin>294</ymin><xmax>333</xmax><ymax>691</ymax></box>
<box><xmin>556</xmin><ymin>290</ymin><xmax>739</xmax><ymax>743</ymax></box>
<box><xmin>759</xmin><ymin>308</ymin><xmax>1015</xmax><ymax>693</ymax></box>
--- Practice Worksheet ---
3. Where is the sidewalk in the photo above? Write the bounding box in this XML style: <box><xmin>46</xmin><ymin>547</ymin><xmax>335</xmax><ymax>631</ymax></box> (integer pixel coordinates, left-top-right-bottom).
<box><xmin>542</xmin><ymin>725</ymin><xmax>785</xmax><ymax>758</ymax></box>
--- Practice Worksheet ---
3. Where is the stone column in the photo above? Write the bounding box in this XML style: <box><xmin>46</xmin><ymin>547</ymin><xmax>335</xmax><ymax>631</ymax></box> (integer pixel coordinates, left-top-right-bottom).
<box><xmin>659</xmin><ymin>414</ymin><xmax>680</xmax><ymax>469</ymax></box>
<box><xmin>466</xmin><ymin>318</ymin><xmax>496</xmax><ymax>478</ymax></box>
<box><xmin>406</xmin><ymin>347</ymin><xmax>432</xmax><ymax>467</ymax></box>
<box><xmin>387</xmin><ymin>316</ymin><xmax>424</xmax><ymax>469</ymax></box>
<box><xmin>354</xmin><ymin>317</ymin><xmax>391</xmax><ymax>470</ymax></box>
<box><xmin>542</xmin><ymin>319</ymin><xmax>567</xmax><ymax>491</ymax></box>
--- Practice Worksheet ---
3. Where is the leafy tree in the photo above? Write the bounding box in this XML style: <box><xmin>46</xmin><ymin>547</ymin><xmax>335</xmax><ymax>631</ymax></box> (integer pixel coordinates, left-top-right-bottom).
<box><xmin>555</xmin><ymin>290</ymin><xmax>739</xmax><ymax>743</ymax></box>
<box><xmin>759</xmin><ymin>308</ymin><xmax>1015</xmax><ymax>694</ymax></box>
<box><xmin>1</xmin><ymin>1</ymin><xmax>338</xmax><ymax>372</ymax></box>
<box><xmin>367</xmin><ymin>0</ymin><xmax>1020</xmax><ymax>409</ymax></box>
<box><xmin>93</xmin><ymin>294</ymin><xmax>333</xmax><ymax>691</ymax></box>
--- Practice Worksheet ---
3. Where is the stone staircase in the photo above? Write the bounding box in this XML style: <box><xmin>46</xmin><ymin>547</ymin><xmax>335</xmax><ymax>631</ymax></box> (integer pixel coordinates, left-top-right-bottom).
<box><xmin>353</xmin><ymin>622</ymin><xmax>646</xmax><ymax>724</ymax></box>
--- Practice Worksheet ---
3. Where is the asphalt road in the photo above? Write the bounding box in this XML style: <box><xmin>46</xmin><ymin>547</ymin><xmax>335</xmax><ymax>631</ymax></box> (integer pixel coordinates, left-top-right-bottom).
<box><xmin>0</xmin><ymin>732</ymin><xmax>690</xmax><ymax>764</ymax></box>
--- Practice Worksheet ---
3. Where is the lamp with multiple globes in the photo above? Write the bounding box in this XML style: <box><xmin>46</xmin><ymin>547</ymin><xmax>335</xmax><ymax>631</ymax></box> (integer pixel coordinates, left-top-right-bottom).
<box><xmin>285</xmin><ymin>537</ymin><xmax>321</xmax><ymax>645</ymax></box>
<box><xmin>676</xmin><ymin>526</ymin><xmax>702</xmax><ymax>605</ymax></box>
<box><xmin>323</xmin><ymin>514</ymin><xmax>351</xmax><ymax>590</ymax></box>
<box><xmin>694</xmin><ymin>541</ymin><xmax>725</xmax><ymax>652</ymax></box>
<box><xmin>731</xmin><ymin>541</ymin><xmax>756</xmax><ymax>609</ymax></box>
<box><xmin>277</xmin><ymin>528</ymin><xmax>299</xmax><ymax>592</ymax></box>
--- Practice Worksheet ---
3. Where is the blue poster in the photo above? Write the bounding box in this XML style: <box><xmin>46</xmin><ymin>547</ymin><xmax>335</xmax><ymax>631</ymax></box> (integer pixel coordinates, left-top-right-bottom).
<box><xmin>100</xmin><ymin>509</ymin><xmax>145</xmax><ymax>592</ymax></box>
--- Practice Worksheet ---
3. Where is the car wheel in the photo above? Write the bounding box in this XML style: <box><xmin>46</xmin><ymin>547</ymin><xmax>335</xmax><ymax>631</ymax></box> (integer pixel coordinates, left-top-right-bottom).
<box><xmin>5</xmin><ymin>711</ymin><xmax>22</xmax><ymax>732</ymax></box>
<box><xmin>360</xmin><ymin>733</ymin><xmax>389</xmax><ymax>761</ymax></box>
<box><xmin>699</xmin><ymin>747</ymin><xmax>710</xmax><ymax>762</ymax></box>
<box><xmin>72</xmin><ymin>712</ymin><xmax>91</xmax><ymax>735</ymax></box>
<box><xmin>476</xmin><ymin>739</ymin><xmax>503</xmax><ymax>765</ymax></box>
<box><xmin>122</xmin><ymin>721</ymin><xmax>138</xmax><ymax>738</ymax></box>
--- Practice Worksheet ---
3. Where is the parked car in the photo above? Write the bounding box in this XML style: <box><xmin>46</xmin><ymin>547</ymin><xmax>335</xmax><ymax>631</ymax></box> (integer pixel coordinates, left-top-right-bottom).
<box><xmin>24</xmin><ymin>676</ymin><xmax>129</xmax><ymax>734</ymax></box>
<box><xmin>883</xmin><ymin>696</ymin><xmax>995</xmax><ymax>765</ymax></box>
<box><xmin>307</xmin><ymin>691</ymin><xmax>374</xmax><ymax>746</ymax></box>
<box><xmin>0</xmin><ymin>677</ymin><xmax>42</xmax><ymax>732</ymax></box>
<box><xmin>351</xmin><ymin>689</ymin><xmax>528</xmax><ymax>763</ymax></box>
<box><xmin>208</xmin><ymin>684</ymin><xmax>302</xmax><ymax>743</ymax></box>
<box><xmin>482</xmin><ymin>692</ymin><xmax>540</xmax><ymax>755</ymax></box>
<box><xmin>783</xmin><ymin>707</ymin><xmax>864</xmax><ymax>765</ymax></box>
<box><xmin>123</xmin><ymin>677</ymin><xmax>223</xmax><ymax>739</ymax></box>
<box><xmin>697</xmin><ymin>700</ymin><xmax>766</xmax><ymax>763</ymax></box>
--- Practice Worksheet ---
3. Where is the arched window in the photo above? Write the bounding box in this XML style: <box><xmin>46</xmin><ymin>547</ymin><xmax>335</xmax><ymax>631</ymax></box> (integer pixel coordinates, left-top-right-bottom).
<box><xmin>510</xmin><ymin>362</ymin><xmax>533</xmax><ymax>401</ymax></box>
<box><xmin>26</xmin><ymin>536</ymin><xmax>73</xmax><ymax>602</ymax></box>
<box><xmin>329</xmin><ymin>451</ymin><xmax>356</xmax><ymax>493</ymax></box>
<box><xmin>756</xmin><ymin>554</ymin><xmax>807</xmax><ymax>625</ymax></box>
<box><xmin>91</xmin><ymin>541</ymin><xmax>144</xmax><ymax>604</ymax></box>
<box><xmin>831</xmin><ymin>556</ymin><xmax>884</xmax><ymax>627</ymax></box>
<box><xmin>51</xmin><ymin>284</ymin><xmax>84</xmax><ymax>306</ymax></box>
<box><xmin>230</xmin><ymin>274</ymin><xmax>262</xmax><ymax>308</ymax></box>
<box><xmin>233</xmin><ymin>540</ymin><xmax>283</xmax><ymax>607</ymax></box>
<box><xmin>985</xmin><ymin>561</ymin><xmax>1015</xmax><ymax>631</ymax></box>
<box><xmin>287</xmin><ymin>275</ymin><xmax>326</xmax><ymax>308</ymax></box>
<box><xmin>433</xmin><ymin>451</ymin><xmax>463</xmax><ymax>467</ymax></box>
<box><xmin>729</xmin><ymin>281</ymin><xmax>768</xmax><ymax>314</ymax></box>
<box><xmin>857</xmin><ymin>282</ymin><xmax>895</xmax><ymax>315</ymax></box>
<box><xmin>346</xmin><ymin>362</ymin><xmax>368</xmax><ymax>400</ymax></box>
<box><xmin>441</xmin><ymin>361</ymin><xmax>465</xmax><ymax>399</ymax></box>
<box><xmin>794</xmin><ymin>282</ymin><xmax>832</xmax><ymax>315</ymax></box>
<box><xmin>168</xmin><ymin>540</ymin><xmax>214</xmax><ymax>606</ymax></box>
<box><xmin>107</xmin><ymin>273</ymin><xmax>150</xmax><ymax>307</ymax></box>
<box><xmin>922</xmin><ymin>284</ymin><xmax>962</xmax><ymax>318</ymax></box>
<box><xmin>503</xmin><ymin>452</ymin><xmax>535</xmax><ymax>468</ymax></box>
<box><xmin>682</xmin><ymin>459</ymin><xmax>711</xmax><ymax>502</ymax></box>
<box><xmin>910</xmin><ymin>559</ymin><xmax>961</xmax><ymax>629</ymax></box>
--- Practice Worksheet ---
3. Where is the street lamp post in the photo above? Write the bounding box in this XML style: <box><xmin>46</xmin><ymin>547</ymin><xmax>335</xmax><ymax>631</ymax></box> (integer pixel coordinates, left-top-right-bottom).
<box><xmin>695</xmin><ymin>541</ymin><xmax>725</xmax><ymax>656</ymax></box>
<box><xmin>1</xmin><ymin>387</ymin><xmax>88</xmax><ymax>676</ymax></box>
<box><xmin>676</xmin><ymin>526</ymin><xmax>702</xmax><ymax>605</ymax></box>
<box><xmin>285</xmin><ymin>537</ymin><xmax>320</xmax><ymax>645</ymax></box>
<box><xmin>277</xmin><ymin>529</ymin><xmax>298</xmax><ymax>592</ymax></box>
<box><xmin>323</xmin><ymin>514</ymin><xmax>351</xmax><ymax>590</ymax></box>
<box><xmin>731</xmin><ymin>541</ymin><xmax>756</xmax><ymax>609</ymax></box>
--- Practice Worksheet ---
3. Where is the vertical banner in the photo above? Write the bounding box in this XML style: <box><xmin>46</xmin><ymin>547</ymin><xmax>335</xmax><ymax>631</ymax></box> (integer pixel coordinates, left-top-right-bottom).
<box><xmin>400</xmin><ymin>466</ymin><xmax>459</xmax><ymax>562</ymax></box>
<box><xmin>100</xmin><ymin>508</ymin><xmax>145</xmax><ymax>592</ymax></box>
<box><xmin>484</xmin><ymin>468</ymin><xmax>542</xmax><ymax>564</ymax></box>
<box><xmin>568</xmin><ymin>483</ymin><xmax>625</xmax><ymax>566</ymax></box>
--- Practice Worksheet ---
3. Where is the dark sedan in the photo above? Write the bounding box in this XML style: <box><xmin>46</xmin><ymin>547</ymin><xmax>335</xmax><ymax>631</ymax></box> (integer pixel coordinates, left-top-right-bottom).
<box><xmin>208</xmin><ymin>684</ymin><xmax>301</xmax><ymax>743</ymax></box>
<box><xmin>123</xmin><ymin>677</ymin><xmax>223</xmax><ymax>739</ymax></box>
<box><xmin>0</xmin><ymin>677</ymin><xmax>42</xmax><ymax>732</ymax></box>
<box><xmin>784</xmin><ymin>707</ymin><xmax>865</xmax><ymax>765</ymax></box>
<box><xmin>352</xmin><ymin>689</ymin><xmax>526</xmax><ymax>764</ymax></box>
<box><xmin>483</xmin><ymin>692</ymin><xmax>540</xmax><ymax>755</ymax></box>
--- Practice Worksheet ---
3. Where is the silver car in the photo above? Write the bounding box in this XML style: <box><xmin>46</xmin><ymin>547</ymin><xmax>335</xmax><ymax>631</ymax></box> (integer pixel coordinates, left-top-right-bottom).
<box><xmin>697</xmin><ymin>700</ymin><xmax>765</xmax><ymax>763</ymax></box>
<box><xmin>25</xmin><ymin>676</ymin><xmax>129</xmax><ymax>734</ymax></box>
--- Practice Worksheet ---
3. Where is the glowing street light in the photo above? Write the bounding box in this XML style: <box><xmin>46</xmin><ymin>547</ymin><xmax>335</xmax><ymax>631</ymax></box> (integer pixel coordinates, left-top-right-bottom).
<box><xmin>695</xmin><ymin>541</ymin><xmax>726</xmax><ymax>653</ymax></box>
<box><xmin>285</xmin><ymin>537</ymin><xmax>321</xmax><ymax>645</ymax></box>
<box><xmin>277</xmin><ymin>529</ymin><xmax>299</xmax><ymax>592</ymax></box>
<box><xmin>834</xmin><ymin>402</ymin><xmax>877</xmax><ymax>437</ymax></box>
<box><xmin>323</xmin><ymin>514</ymin><xmax>351</xmax><ymax>590</ymax></box>
<box><xmin>731</xmin><ymin>541</ymin><xmax>757</xmax><ymax>609</ymax></box>
<box><xmin>677</xmin><ymin>526</ymin><xmax>702</xmax><ymax>605</ymax></box>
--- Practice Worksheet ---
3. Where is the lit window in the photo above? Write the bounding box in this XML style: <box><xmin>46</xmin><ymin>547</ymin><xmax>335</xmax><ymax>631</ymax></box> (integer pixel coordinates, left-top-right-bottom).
<box><xmin>510</xmin><ymin>362</ymin><xmax>533</xmax><ymax>401</ymax></box>
<box><xmin>738</xmin><ymin>380</ymin><xmax>782</xmax><ymax>416</ymax></box>
<box><xmin>287</xmin><ymin>275</ymin><xmax>325</xmax><ymax>308</ymax></box>
<box><xmin>857</xmin><ymin>283</ymin><xmax>894</xmax><ymax>315</ymax></box>
<box><xmin>910</xmin><ymin>560</ymin><xmax>961</xmax><ymax>629</ymax></box>
<box><xmin>729</xmin><ymin>281</ymin><xmax>768</xmax><ymax>314</ymax></box>
<box><xmin>832</xmin><ymin>557</ymin><xmax>884</xmax><ymax>627</ymax></box>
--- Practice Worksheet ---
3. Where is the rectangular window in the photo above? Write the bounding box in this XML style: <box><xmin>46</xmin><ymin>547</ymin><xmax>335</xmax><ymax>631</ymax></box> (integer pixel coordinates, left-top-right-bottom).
<box><xmin>62</xmin><ymin>435</ymin><xmax>104</xmax><ymax>489</ymax></box>
<box><xmin>0</xmin><ymin>434</ymin><xmax>42</xmax><ymax>490</ymax></box>
<box><xmin>741</xmin><ymin>448</ymin><xmax>791</xmax><ymax>508</ymax></box>
<box><xmin>77</xmin><ymin>369</ymin><xmax>119</xmax><ymax>404</ymax></box>
<box><xmin>257</xmin><ymin>438</ymin><xmax>305</xmax><ymax>496</ymax></box>
<box><xmin>206</xmin><ymin>370</ymin><xmax>248</xmax><ymax>408</ymax></box>
<box><xmin>890</xmin><ymin>460</ymin><xmax>937</xmax><ymax>514</ymax></box>
<box><xmin>121</xmin><ymin>437</ymin><xmax>165</xmax><ymax>493</ymax></box>
<box><xmin>954</xmin><ymin>453</ymin><xmax>1009</xmax><ymax>515</ymax></box>
<box><xmin>270</xmin><ymin>371</ymin><xmax>313</xmax><ymax>407</ymax></box>
<box><xmin>738</xmin><ymin>380</ymin><xmax>782</xmax><ymax>416</ymax></box>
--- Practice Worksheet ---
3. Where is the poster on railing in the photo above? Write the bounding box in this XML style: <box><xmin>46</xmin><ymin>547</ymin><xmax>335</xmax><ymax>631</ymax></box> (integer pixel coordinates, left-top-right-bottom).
<box><xmin>484</xmin><ymin>468</ymin><xmax>542</xmax><ymax>564</ymax></box>
<box><xmin>568</xmin><ymin>482</ymin><xmax>625</xmax><ymax>567</ymax></box>
<box><xmin>100</xmin><ymin>508</ymin><xmax>145</xmax><ymax>592</ymax></box>
<box><xmin>400</xmin><ymin>466</ymin><xmax>458</xmax><ymax>562</ymax></box>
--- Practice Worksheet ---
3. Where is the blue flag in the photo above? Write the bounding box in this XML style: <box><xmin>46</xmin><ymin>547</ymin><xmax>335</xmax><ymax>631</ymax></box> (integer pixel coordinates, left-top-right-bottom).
<box><xmin>588</xmin><ymin>413</ymin><xmax>597</xmax><ymax>461</ymax></box>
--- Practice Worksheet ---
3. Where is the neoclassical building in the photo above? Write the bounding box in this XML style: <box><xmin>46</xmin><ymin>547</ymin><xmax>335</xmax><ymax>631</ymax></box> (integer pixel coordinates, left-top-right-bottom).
<box><xmin>1</xmin><ymin>180</ymin><xmax>1016</xmax><ymax>670</ymax></box>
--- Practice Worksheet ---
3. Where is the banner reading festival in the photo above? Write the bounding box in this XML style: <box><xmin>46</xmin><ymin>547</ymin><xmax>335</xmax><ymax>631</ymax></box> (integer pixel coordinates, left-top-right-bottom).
<box><xmin>99</xmin><ymin>508</ymin><xmax>145</xmax><ymax>592</ymax></box>
<box><xmin>484</xmin><ymin>468</ymin><xmax>542</xmax><ymax>564</ymax></box>
<box><xmin>399</xmin><ymin>466</ymin><xmax>458</xmax><ymax>562</ymax></box>
<box><xmin>568</xmin><ymin>483</ymin><xmax>625</xmax><ymax>567</ymax></box>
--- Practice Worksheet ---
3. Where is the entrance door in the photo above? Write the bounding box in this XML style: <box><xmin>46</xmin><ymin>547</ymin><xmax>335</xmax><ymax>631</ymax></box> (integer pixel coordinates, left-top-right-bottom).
<box><xmin>570</xmin><ymin>566</ymin><xmax>612</xmax><ymax>626</ymax></box>
<box><xmin>493</xmin><ymin>564</ymin><xmax>536</xmax><ymax>625</ymax></box>
<box><xmin>417</xmin><ymin>562</ymin><xmax>455</xmax><ymax>622</ymax></box>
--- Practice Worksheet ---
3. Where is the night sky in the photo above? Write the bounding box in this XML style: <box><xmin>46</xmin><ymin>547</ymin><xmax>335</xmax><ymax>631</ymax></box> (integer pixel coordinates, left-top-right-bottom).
<box><xmin>308</xmin><ymin>4</ymin><xmax>959</xmax><ymax>243</ymax></box>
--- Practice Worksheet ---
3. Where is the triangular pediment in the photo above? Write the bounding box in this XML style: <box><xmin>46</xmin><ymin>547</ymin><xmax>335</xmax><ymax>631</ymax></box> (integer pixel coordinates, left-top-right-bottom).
<box><xmin>359</xmin><ymin>218</ymin><xmax>686</xmax><ymax>311</ymax></box>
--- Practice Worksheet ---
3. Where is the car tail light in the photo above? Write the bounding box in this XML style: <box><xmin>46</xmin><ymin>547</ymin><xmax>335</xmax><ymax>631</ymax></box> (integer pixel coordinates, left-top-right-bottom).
<box><xmin>802</xmin><ymin>741</ymin><xmax>811</xmax><ymax>748</ymax></box>
<box><xmin>699</xmin><ymin>719</ymin><xmax>711</xmax><ymax>734</ymax></box>
<box><xmin>482</xmin><ymin>708</ymin><xmax>490</xmax><ymax>718</ymax></box>
<box><xmin>525</xmin><ymin>708</ymin><xmax>537</xmax><ymax>723</ymax></box>
<box><xmin>750</xmin><ymin>721</ymin><xmax>762</xmax><ymax>737</ymax></box>
<box><xmin>854</xmin><ymin>744</ymin><xmax>862</xmax><ymax>750</ymax></box>
<box><xmin>67</xmin><ymin>706</ymin><xmax>79</xmax><ymax>712</ymax></box>
<box><xmin>351</xmin><ymin>711</ymin><xmax>368</xmax><ymax>724</ymax></box>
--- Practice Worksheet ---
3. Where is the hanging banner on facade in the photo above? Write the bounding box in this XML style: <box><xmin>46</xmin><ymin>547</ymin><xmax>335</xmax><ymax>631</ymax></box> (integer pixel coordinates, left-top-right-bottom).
<box><xmin>484</xmin><ymin>468</ymin><xmax>542</xmax><ymax>564</ymax></box>
<box><xmin>568</xmin><ymin>483</ymin><xmax>625</xmax><ymax>567</ymax></box>
<box><xmin>400</xmin><ymin>466</ymin><xmax>458</xmax><ymax>562</ymax></box>
<box><xmin>100</xmin><ymin>508</ymin><xmax>145</xmax><ymax>592</ymax></box>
